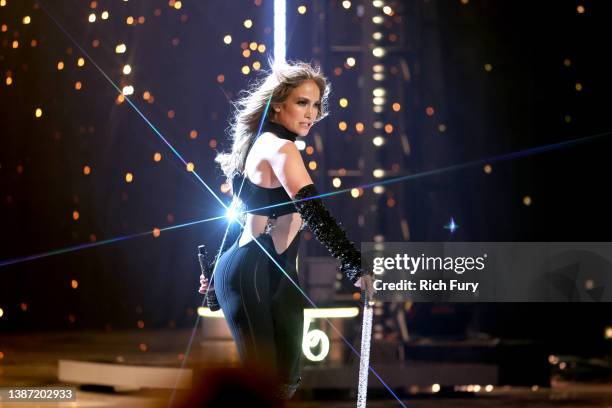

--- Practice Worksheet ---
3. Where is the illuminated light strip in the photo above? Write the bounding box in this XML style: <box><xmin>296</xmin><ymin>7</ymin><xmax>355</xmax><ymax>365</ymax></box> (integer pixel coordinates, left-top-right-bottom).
<box><xmin>0</xmin><ymin>215</ymin><xmax>226</xmax><ymax>268</ymax></box>
<box><xmin>198</xmin><ymin>306</ymin><xmax>359</xmax><ymax>319</ymax></box>
<box><xmin>274</xmin><ymin>0</ymin><xmax>286</xmax><ymax>62</ymax></box>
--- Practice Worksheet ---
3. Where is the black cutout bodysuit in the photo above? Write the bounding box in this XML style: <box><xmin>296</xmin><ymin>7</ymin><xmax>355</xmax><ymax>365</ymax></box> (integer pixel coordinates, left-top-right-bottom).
<box><xmin>213</xmin><ymin>120</ymin><xmax>305</xmax><ymax>398</ymax></box>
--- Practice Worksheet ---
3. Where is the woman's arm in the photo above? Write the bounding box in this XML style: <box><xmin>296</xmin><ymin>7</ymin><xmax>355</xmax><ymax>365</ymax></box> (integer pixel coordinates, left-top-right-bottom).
<box><xmin>268</xmin><ymin>141</ymin><xmax>366</xmax><ymax>284</ymax></box>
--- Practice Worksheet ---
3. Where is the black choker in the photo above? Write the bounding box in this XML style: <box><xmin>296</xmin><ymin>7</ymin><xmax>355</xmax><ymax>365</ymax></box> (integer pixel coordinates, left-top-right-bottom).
<box><xmin>261</xmin><ymin>120</ymin><xmax>298</xmax><ymax>142</ymax></box>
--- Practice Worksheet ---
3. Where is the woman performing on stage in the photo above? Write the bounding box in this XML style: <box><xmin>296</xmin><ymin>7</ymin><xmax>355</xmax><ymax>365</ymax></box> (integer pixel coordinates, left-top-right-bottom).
<box><xmin>199</xmin><ymin>60</ymin><xmax>374</xmax><ymax>399</ymax></box>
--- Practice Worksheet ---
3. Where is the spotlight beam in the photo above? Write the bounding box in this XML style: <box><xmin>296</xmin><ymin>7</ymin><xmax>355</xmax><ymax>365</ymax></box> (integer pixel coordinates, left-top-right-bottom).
<box><xmin>3</xmin><ymin>129</ymin><xmax>609</xmax><ymax>269</ymax></box>
<box><xmin>0</xmin><ymin>215</ymin><xmax>226</xmax><ymax>268</ymax></box>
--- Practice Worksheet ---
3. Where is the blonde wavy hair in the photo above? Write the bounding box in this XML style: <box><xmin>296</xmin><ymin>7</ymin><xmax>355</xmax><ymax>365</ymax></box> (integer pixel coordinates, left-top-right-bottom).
<box><xmin>215</xmin><ymin>59</ymin><xmax>331</xmax><ymax>183</ymax></box>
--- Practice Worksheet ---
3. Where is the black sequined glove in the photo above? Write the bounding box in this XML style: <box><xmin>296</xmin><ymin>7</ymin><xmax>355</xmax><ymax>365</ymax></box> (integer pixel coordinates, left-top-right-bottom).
<box><xmin>198</xmin><ymin>245</ymin><xmax>221</xmax><ymax>311</ymax></box>
<box><xmin>293</xmin><ymin>184</ymin><xmax>366</xmax><ymax>284</ymax></box>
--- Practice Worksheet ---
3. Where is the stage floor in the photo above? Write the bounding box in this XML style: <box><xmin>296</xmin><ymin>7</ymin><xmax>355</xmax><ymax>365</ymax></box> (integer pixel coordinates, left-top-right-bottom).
<box><xmin>1</xmin><ymin>329</ymin><xmax>610</xmax><ymax>407</ymax></box>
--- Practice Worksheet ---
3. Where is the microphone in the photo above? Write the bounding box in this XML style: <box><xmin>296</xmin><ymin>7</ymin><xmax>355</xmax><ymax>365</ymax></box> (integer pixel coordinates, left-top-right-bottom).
<box><xmin>198</xmin><ymin>245</ymin><xmax>221</xmax><ymax>311</ymax></box>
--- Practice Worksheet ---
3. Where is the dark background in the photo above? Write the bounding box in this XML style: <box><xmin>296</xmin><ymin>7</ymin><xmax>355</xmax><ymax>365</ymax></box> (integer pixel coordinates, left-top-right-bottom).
<box><xmin>1</xmin><ymin>0</ymin><xmax>610</xmax><ymax>356</ymax></box>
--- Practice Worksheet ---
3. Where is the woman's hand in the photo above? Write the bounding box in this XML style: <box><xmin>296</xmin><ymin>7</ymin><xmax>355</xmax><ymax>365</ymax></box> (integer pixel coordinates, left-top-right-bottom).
<box><xmin>198</xmin><ymin>273</ymin><xmax>209</xmax><ymax>294</ymax></box>
<box><xmin>354</xmin><ymin>274</ymin><xmax>376</xmax><ymax>304</ymax></box>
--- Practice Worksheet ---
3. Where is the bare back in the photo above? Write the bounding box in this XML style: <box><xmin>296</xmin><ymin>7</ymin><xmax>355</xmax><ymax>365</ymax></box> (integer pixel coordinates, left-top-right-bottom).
<box><xmin>236</xmin><ymin>132</ymin><xmax>313</xmax><ymax>255</ymax></box>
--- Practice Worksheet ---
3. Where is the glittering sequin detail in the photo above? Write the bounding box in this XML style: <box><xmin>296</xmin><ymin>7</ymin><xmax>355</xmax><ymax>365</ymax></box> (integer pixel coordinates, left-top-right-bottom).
<box><xmin>293</xmin><ymin>184</ymin><xmax>363</xmax><ymax>284</ymax></box>
<box><xmin>198</xmin><ymin>245</ymin><xmax>221</xmax><ymax>311</ymax></box>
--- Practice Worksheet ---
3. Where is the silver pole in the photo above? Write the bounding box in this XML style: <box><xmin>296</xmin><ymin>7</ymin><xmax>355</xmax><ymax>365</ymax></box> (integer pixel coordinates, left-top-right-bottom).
<box><xmin>356</xmin><ymin>292</ymin><xmax>374</xmax><ymax>408</ymax></box>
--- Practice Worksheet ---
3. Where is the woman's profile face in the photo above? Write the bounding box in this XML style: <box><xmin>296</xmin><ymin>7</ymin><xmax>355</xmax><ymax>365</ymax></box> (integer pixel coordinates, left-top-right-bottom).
<box><xmin>273</xmin><ymin>79</ymin><xmax>322</xmax><ymax>137</ymax></box>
